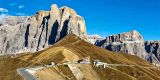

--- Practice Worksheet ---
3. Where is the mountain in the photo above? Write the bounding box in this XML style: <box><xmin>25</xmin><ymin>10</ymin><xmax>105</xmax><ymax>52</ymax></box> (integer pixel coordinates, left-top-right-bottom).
<box><xmin>95</xmin><ymin>30</ymin><xmax>159</xmax><ymax>63</ymax></box>
<box><xmin>0</xmin><ymin>4</ymin><xmax>87</xmax><ymax>54</ymax></box>
<box><xmin>1</xmin><ymin>34</ymin><xmax>160</xmax><ymax>80</ymax></box>
<box><xmin>95</xmin><ymin>30</ymin><xmax>146</xmax><ymax>58</ymax></box>
<box><xmin>88</xmin><ymin>34</ymin><xmax>103</xmax><ymax>44</ymax></box>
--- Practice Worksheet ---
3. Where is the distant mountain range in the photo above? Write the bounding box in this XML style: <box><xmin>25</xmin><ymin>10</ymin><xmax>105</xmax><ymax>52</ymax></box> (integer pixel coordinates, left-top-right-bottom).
<box><xmin>0</xmin><ymin>4</ymin><xmax>160</xmax><ymax>80</ymax></box>
<box><xmin>1</xmin><ymin>34</ymin><xmax>160</xmax><ymax>80</ymax></box>
<box><xmin>94</xmin><ymin>30</ymin><xmax>160</xmax><ymax>63</ymax></box>
<box><xmin>0</xmin><ymin>4</ymin><xmax>159</xmax><ymax>64</ymax></box>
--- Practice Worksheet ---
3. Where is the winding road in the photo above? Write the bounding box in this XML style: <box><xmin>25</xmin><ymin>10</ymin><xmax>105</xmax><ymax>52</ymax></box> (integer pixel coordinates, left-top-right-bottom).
<box><xmin>16</xmin><ymin>61</ymin><xmax>159</xmax><ymax>80</ymax></box>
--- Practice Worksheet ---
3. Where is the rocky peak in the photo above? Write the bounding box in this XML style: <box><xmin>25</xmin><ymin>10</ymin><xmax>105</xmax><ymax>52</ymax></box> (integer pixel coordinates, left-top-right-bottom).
<box><xmin>51</xmin><ymin>4</ymin><xmax>58</xmax><ymax>11</ymax></box>
<box><xmin>130</xmin><ymin>30</ymin><xmax>143</xmax><ymax>40</ymax></box>
<box><xmin>95</xmin><ymin>30</ymin><xmax>160</xmax><ymax>63</ymax></box>
<box><xmin>0</xmin><ymin>4</ymin><xmax>87</xmax><ymax>54</ymax></box>
<box><xmin>35</xmin><ymin>11</ymin><xmax>50</xmax><ymax>20</ymax></box>
<box><xmin>60</xmin><ymin>6</ymin><xmax>77</xmax><ymax>16</ymax></box>
<box><xmin>106</xmin><ymin>30</ymin><xmax>143</xmax><ymax>43</ymax></box>
<box><xmin>95</xmin><ymin>30</ymin><xmax>147</xmax><ymax>59</ymax></box>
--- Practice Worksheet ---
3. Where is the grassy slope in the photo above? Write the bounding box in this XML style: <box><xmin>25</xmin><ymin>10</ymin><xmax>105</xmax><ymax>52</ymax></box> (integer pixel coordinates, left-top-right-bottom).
<box><xmin>0</xmin><ymin>34</ymin><xmax>160</xmax><ymax>80</ymax></box>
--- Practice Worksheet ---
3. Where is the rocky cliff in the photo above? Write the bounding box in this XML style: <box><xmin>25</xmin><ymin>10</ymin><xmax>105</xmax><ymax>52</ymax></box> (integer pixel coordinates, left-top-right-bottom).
<box><xmin>94</xmin><ymin>30</ymin><xmax>159</xmax><ymax>63</ymax></box>
<box><xmin>0</xmin><ymin>4</ymin><xmax>87</xmax><ymax>54</ymax></box>
<box><xmin>145</xmin><ymin>41</ymin><xmax>160</xmax><ymax>62</ymax></box>
<box><xmin>95</xmin><ymin>30</ymin><xmax>147</xmax><ymax>58</ymax></box>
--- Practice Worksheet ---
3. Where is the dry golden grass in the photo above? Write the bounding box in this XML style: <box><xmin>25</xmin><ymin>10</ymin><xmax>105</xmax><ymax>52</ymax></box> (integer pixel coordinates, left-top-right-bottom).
<box><xmin>0</xmin><ymin>34</ymin><xmax>160</xmax><ymax>80</ymax></box>
<box><xmin>36</xmin><ymin>65</ymin><xmax>76</xmax><ymax>80</ymax></box>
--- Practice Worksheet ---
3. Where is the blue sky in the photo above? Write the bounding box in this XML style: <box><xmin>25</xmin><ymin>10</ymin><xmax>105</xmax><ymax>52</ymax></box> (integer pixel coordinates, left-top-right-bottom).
<box><xmin>0</xmin><ymin>0</ymin><xmax>160</xmax><ymax>40</ymax></box>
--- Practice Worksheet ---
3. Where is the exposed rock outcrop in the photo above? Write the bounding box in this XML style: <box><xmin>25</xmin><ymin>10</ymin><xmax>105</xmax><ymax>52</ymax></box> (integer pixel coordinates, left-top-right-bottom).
<box><xmin>145</xmin><ymin>41</ymin><xmax>160</xmax><ymax>62</ymax></box>
<box><xmin>95</xmin><ymin>30</ymin><xmax>147</xmax><ymax>59</ymax></box>
<box><xmin>95</xmin><ymin>30</ymin><xmax>160</xmax><ymax>63</ymax></box>
<box><xmin>0</xmin><ymin>4</ymin><xmax>87</xmax><ymax>54</ymax></box>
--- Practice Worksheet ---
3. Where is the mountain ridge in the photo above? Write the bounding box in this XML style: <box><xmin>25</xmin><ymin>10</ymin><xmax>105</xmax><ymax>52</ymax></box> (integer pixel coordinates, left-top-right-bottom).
<box><xmin>0</xmin><ymin>4</ymin><xmax>87</xmax><ymax>54</ymax></box>
<box><xmin>1</xmin><ymin>34</ymin><xmax>160</xmax><ymax>80</ymax></box>
<box><xmin>0</xmin><ymin>4</ymin><xmax>159</xmax><ymax>64</ymax></box>
<box><xmin>95</xmin><ymin>30</ymin><xmax>160</xmax><ymax>63</ymax></box>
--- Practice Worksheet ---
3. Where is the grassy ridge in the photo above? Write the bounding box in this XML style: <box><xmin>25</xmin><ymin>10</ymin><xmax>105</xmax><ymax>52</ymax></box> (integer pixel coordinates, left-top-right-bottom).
<box><xmin>0</xmin><ymin>34</ymin><xmax>160</xmax><ymax>80</ymax></box>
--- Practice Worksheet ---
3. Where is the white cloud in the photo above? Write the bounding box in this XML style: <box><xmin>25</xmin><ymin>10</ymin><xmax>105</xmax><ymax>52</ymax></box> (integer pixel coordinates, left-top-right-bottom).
<box><xmin>0</xmin><ymin>8</ymin><xmax>8</xmax><ymax>13</ymax></box>
<box><xmin>16</xmin><ymin>13</ymin><xmax>25</xmax><ymax>16</ymax></box>
<box><xmin>18</xmin><ymin>5</ymin><xmax>24</xmax><ymax>9</ymax></box>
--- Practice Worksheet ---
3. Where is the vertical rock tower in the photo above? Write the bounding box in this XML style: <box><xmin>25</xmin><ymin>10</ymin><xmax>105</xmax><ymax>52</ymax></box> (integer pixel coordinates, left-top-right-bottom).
<box><xmin>0</xmin><ymin>4</ymin><xmax>87</xmax><ymax>54</ymax></box>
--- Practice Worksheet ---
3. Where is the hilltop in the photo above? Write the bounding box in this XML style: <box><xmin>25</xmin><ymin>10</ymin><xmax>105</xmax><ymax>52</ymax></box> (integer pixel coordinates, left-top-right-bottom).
<box><xmin>0</xmin><ymin>34</ymin><xmax>160</xmax><ymax>80</ymax></box>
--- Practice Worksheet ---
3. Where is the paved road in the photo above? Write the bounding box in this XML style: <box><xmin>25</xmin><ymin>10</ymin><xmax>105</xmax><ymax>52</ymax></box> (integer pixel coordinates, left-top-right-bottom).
<box><xmin>103</xmin><ymin>63</ymin><xmax>159</xmax><ymax>69</ymax></box>
<box><xmin>16</xmin><ymin>62</ymin><xmax>159</xmax><ymax>80</ymax></box>
<box><xmin>17</xmin><ymin>68</ymin><xmax>37</xmax><ymax>80</ymax></box>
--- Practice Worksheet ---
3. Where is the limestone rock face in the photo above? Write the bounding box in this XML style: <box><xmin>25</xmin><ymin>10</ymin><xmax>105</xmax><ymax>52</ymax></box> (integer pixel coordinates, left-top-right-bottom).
<box><xmin>145</xmin><ymin>41</ymin><xmax>160</xmax><ymax>61</ymax></box>
<box><xmin>95</xmin><ymin>30</ymin><xmax>147</xmax><ymax>59</ymax></box>
<box><xmin>0</xmin><ymin>4</ymin><xmax>87</xmax><ymax>54</ymax></box>
<box><xmin>95</xmin><ymin>30</ymin><xmax>160</xmax><ymax>63</ymax></box>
